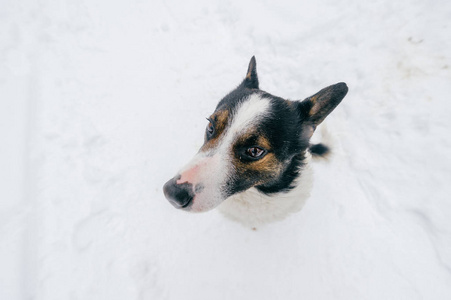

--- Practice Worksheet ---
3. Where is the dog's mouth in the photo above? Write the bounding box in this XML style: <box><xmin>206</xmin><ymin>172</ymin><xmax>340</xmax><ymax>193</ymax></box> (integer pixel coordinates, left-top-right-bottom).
<box><xmin>169</xmin><ymin>195</ymin><xmax>193</xmax><ymax>210</ymax></box>
<box><xmin>178</xmin><ymin>196</ymin><xmax>193</xmax><ymax>209</ymax></box>
<box><xmin>163</xmin><ymin>177</ymin><xmax>228</xmax><ymax>213</ymax></box>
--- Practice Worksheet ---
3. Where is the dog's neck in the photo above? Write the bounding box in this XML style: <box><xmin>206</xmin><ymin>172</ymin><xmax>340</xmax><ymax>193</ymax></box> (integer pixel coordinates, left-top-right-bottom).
<box><xmin>218</xmin><ymin>153</ymin><xmax>313</xmax><ymax>228</ymax></box>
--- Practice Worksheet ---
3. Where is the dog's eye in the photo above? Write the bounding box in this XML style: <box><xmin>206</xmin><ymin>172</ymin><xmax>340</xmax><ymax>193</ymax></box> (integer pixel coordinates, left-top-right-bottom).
<box><xmin>246</xmin><ymin>147</ymin><xmax>265</xmax><ymax>158</ymax></box>
<box><xmin>206</xmin><ymin>120</ymin><xmax>215</xmax><ymax>137</ymax></box>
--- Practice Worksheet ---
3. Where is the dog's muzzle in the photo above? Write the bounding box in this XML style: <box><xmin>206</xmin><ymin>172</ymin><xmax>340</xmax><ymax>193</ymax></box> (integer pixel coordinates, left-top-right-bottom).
<box><xmin>163</xmin><ymin>175</ymin><xmax>194</xmax><ymax>209</ymax></box>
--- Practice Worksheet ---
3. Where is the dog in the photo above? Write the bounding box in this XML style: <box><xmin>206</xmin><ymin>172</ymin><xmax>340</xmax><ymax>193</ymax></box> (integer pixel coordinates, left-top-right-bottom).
<box><xmin>163</xmin><ymin>57</ymin><xmax>348</xmax><ymax>227</ymax></box>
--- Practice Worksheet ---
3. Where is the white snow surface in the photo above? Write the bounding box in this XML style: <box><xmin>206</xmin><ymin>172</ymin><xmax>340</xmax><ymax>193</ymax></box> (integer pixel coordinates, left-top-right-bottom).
<box><xmin>1</xmin><ymin>0</ymin><xmax>451</xmax><ymax>299</ymax></box>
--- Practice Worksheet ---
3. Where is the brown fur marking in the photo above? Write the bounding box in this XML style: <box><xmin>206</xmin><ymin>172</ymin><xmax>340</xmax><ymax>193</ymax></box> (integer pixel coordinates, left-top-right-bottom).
<box><xmin>257</xmin><ymin>136</ymin><xmax>272</xmax><ymax>150</ymax></box>
<box><xmin>231</xmin><ymin>130</ymin><xmax>283</xmax><ymax>187</ymax></box>
<box><xmin>201</xmin><ymin>109</ymin><xmax>230</xmax><ymax>151</ymax></box>
<box><xmin>309</xmin><ymin>95</ymin><xmax>321</xmax><ymax>116</ymax></box>
<box><xmin>246</xmin><ymin>59</ymin><xmax>256</xmax><ymax>79</ymax></box>
<box><xmin>233</xmin><ymin>151</ymin><xmax>283</xmax><ymax>186</ymax></box>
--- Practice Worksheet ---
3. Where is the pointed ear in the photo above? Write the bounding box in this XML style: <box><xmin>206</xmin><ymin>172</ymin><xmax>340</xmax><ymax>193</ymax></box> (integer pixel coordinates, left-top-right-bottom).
<box><xmin>242</xmin><ymin>56</ymin><xmax>259</xmax><ymax>89</ymax></box>
<box><xmin>298</xmin><ymin>82</ymin><xmax>348</xmax><ymax>127</ymax></box>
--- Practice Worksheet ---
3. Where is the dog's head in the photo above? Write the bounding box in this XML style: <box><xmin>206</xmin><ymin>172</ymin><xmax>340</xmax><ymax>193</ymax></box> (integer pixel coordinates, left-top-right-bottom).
<box><xmin>163</xmin><ymin>57</ymin><xmax>347</xmax><ymax>212</ymax></box>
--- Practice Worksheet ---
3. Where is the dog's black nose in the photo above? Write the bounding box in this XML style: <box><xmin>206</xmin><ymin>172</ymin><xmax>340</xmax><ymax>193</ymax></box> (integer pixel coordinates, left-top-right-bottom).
<box><xmin>163</xmin><ymin>176</ymin><xmax>194</xmax><ymax>209</ymax></box>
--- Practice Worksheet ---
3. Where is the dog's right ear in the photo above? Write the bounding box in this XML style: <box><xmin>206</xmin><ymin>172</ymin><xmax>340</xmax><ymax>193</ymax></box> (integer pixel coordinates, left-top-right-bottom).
<box><xmin>241</xmin><ymin>56</ymin><xmax>259</xmax><ymax>89</ymax></box>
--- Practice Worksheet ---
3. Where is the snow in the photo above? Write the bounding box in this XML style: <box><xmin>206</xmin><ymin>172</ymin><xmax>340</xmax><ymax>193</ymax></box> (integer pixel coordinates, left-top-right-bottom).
<box><xmin>1</xmin><ymin>0</ymin><xmax>451</xmax><ymax>299</ymax></box>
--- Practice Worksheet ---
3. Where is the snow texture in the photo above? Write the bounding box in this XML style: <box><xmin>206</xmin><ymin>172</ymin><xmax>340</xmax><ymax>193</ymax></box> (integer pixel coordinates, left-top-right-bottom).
<box><xmin>1</xmin><ymin>0</ymin><xmax>451</xmax><ymax>299</ymax></box>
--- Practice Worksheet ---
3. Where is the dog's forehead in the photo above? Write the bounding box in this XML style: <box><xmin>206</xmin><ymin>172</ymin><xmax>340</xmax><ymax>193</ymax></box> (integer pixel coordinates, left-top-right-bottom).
<box><xmin>212</xmin><ymin>89</ymin><xmax>268</xmax><ymax>125</ymax></box>
<box><xmin>226</xmin><ymin>93</ymin><xmax>271</xmax><ymax>134</ymax></box>
<box><xmin>215</xmin><ymin>85</ymin><xmax>256</xmax><ymax>111</ymax></box>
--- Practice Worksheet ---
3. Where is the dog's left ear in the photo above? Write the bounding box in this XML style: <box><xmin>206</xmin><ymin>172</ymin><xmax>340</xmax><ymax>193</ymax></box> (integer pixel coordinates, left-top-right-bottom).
<box><xmin>297</xmin><ymin>82</ymin><xmax>348</xmax><ymax>133</ymax></box>
<box><xmin>242</xmin><ymin>56</ymin><xmax>259</xmax><ymax>89</ymax></box>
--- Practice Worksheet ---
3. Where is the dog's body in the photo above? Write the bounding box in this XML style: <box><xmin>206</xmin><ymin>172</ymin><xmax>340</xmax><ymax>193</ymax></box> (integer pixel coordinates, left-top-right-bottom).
<box><xmin>163</xmin><ymin>57</ymin><xmax>348</xmax><ymax>227</ymax></box>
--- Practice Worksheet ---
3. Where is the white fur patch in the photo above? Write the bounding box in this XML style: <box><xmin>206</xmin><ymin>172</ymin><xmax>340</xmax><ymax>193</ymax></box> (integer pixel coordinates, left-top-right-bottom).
<box><xmin>226</xmin><ymin>93</ymin><xmax>271</xmax><ymax>139</ymax></box>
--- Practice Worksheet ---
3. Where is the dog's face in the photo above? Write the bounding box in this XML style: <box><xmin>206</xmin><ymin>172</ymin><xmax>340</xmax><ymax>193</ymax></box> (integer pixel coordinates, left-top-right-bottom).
<box><xmin>163</xmin><ymin>57</ymin><xmax>347</xmax><ymax>212</ymax></box>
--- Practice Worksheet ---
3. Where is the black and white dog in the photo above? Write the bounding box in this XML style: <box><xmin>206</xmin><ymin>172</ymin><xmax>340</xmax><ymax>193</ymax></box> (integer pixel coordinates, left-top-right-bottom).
<box><xmin>164</xmin><ymin>57</ymin><xmax>348</xmax><ymax>227</ymax></box>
